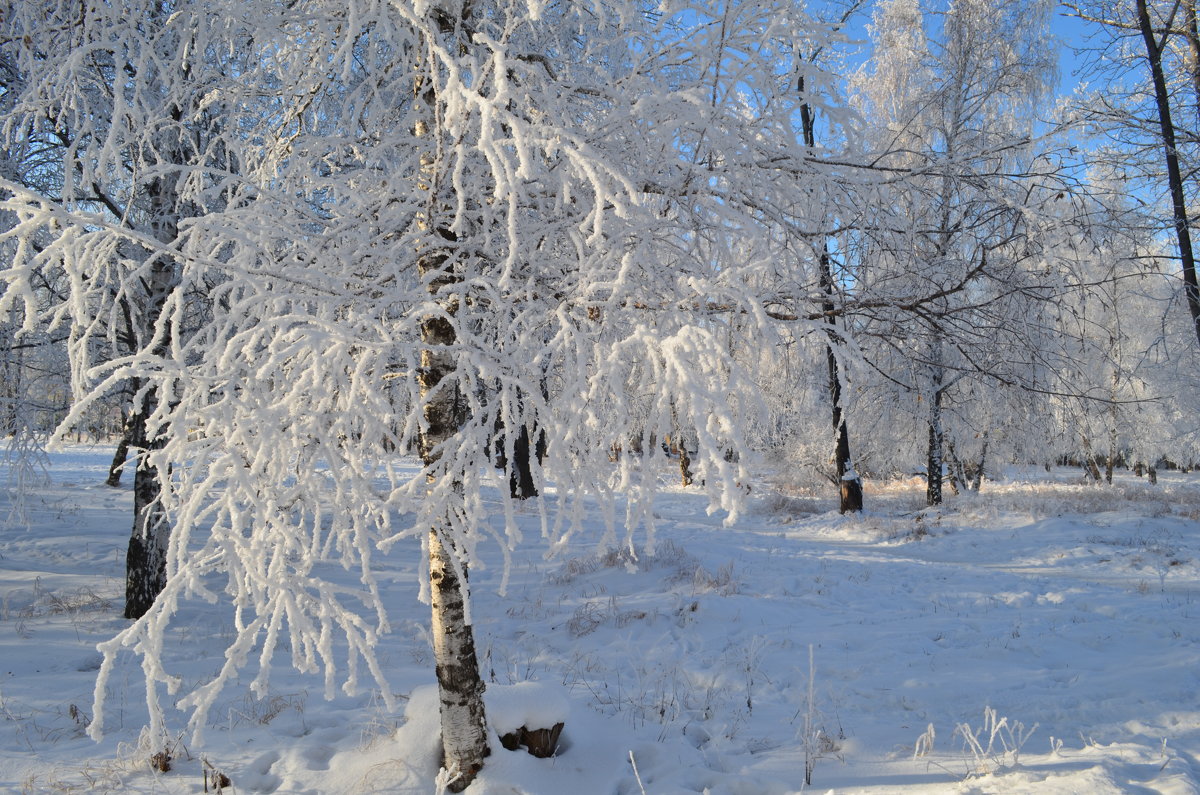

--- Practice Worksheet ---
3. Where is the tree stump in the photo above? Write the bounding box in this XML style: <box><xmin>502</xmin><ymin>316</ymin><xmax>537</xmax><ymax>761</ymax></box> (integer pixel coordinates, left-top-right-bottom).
<box><xmin>498</xmin><ymin>722</ymin><xmax>565</xmax><ymax>758</ymax></box>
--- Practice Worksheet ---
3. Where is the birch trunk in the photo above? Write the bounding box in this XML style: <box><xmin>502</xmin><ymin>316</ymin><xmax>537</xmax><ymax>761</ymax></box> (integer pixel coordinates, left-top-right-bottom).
<box><xmin>124</xmin><ymin>383</ymin><xmax>167</xmax><ymax>619</ymax></box>
<box><xmin>106</xmin><ymin>382</ymin><xmax>137</xmax><ymax>488</ymax></box>
<box><xmin>970</xmin><ymin>433</ymin><xmax>988</xmax><ymax>491</ymax></box>
<box><xmin>925</xmin><ymin>353</ymin><xmax>945</xmax><ymax>507</ymax></box>
<box><xmin>416</xmin><ymin>244</ymin><xmax>491</xmax><ymax>788</ymax></box>
<box><xmin>428</xmin><ymin>527</ymin><xmax>490</xmax><ymax>790</ymax></box>
<box><xmin>415</xmin><ymin>33</ymin><xmax>490</xmax><ymax>786</ymax></box>
<box><xmin>124</xmin><ymin>164</ymin><xmax>178</xmax><ymax>619</ymax></box>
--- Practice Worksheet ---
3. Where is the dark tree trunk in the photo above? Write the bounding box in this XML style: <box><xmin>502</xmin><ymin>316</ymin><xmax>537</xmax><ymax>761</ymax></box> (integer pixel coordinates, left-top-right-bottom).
<box><xmin>124</xmin><ymin>164</ymin><xmax>179</xmax><ymax>619</ymax></box>
<box><xmin>124</xmin><ymin>386</ymin><xmax>168</xmax><ymax>619</ymax></box>
<box><xmin>509</xmin><ymin>422</ymin><xmax>538</xmax><ymax>499</ymax></box>
<box><xmin>1184</xmin><ymin>0</ymin><xmax>1200</xmax><ymax>129</ymax></box>
<box><xmin>106</xmin><ymin>396</ymin><xmax>136</xmax><ymax>488</ymax></box>
<box><xmin>669</xmin><ymin>403</ymin><xmax>694</xmax><ymax>487</ymax></box>
<box><xmin>926</xmin><ymin>384</ymin><xmax>944</xmax><ymax>506</ymax></box>
<box><xmin>945</xmin><ymin>440</ymin><xmax>964</xmax><ymax>496</ymax></box>
<box><xmin>830</xmin><ymin>348</ymin><xmax>863</xmax><ymax>513</ymax></box>
<box><xmin>801</xmin><ymin>83</ymin><xmax>862</xmax><ymax>513</ymax></box>
<box><xmin>679</xmin><ymin>446</ymin><xmax>694</xmax><ymax>487</ymax></box>
<box><xmin>1137</xmin><ymin>0</ymin><xmax>1200</xmax><ymax>347</ymax></box>
<box><xmin>106</xmin><ymin>434</ymin><xmax>130</xmax><ymax>488</ymax></box>
<box><xmin>506</xmin><ymin>381</ymin><xmax>546</xmax><ymax>500</ymax></box>
<box><xmin>1080</xmin><ymin>436</ymin><xmax>1103</xmax><ymax>482</ymax></box>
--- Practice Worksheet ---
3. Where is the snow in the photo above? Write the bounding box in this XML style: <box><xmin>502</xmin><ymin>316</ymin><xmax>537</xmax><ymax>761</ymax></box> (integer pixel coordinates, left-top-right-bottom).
<box><xmin>2</xmin><ymin>446</ymin><xmax>1200</xmax><ymax>793</ymax></box>
<box><xmin>486</xmin><ymin>682</ymin><xmax>570</xmax><ymax>737</ymax></box>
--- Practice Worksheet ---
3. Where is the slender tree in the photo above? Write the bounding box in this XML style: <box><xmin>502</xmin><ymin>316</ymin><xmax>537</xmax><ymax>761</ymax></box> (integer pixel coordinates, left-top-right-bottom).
<box><xmin>795</xmin><ymin>0</ymin><xmax>867</xmax><ymax>511</ymax></box>
<box><xmin>851</xmin><ymin>0</ymin><xmax>1058</xmax><ymax>504</ymax></box>
<box><xmin>1067</xmin><ymin>0</ymin><xmax>1200</xmax><ymax>348</ymax></box>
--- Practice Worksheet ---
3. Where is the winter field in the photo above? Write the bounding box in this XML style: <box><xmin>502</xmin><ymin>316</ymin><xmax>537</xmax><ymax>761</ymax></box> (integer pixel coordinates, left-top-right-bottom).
<box><xmin>1</xmin><ymin>445</ymin><xmax>1199</xmax><ymax>794</ymax></box>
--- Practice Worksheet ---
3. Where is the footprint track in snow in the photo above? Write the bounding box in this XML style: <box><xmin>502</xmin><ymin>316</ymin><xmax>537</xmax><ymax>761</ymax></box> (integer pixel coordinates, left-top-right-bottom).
<box><xmin>304</xmin><ymin>743</ymin><xmax>335</xmax><ymax>771</ymax></box>
<box><xmin>240</xmin><ymin>750</ymin><xmax>282</xmax><ymax>793</ymax></box>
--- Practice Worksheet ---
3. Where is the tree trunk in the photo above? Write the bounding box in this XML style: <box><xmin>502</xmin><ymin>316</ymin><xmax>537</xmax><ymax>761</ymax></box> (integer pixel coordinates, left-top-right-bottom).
<box><xmin>124</xmin><ymin>386</ymin><xmax>168</xmax><ymax>619</ymax></box>
<box><xmin>926</xmin><ymin>400</ymin><xmax>943</xmax><ymax>505</ymax></box>
<box><xmin>1080</xmin><ymin>436</ymin><xmax>1103</xmax><ymax>482</ymax></box>
<box><xmin>509</xmin><ymin>422</ymin><xmax>538</xmax><ymax>500</ymax></box>
<box><xmin>106</xmin><ymin>434</ymin><xmax>130</xmax><ymax>488</ymax></box>
<box><xmin>124</xmin><ymin>162</ymin><xmax>179</xmax><ymax>618</ymax></box>
<box><xmin>1184</xmin><ymin>0</ymin><xmax>1200</xmax><ymax>128</ymax></box>
<box><xmin>416</xmin><ymin>244</ymin><xmax>491</xmax><ymax>789</ymax></box>
<box><xmin>801</xmin><ymin>80</ymin><xmax>862</xmax><ymax>513</ymax></box>
<box><xmin>1137</xmin><ymin>0</ymin><xmax>1200</xmax><ymax>347</ymax></box>
<box><xmin>106</xmin><ymin>396</ymin><xmax>136</xmax><ymax>488</ymax></box>
<box><xmin>1105</xmin><ymin>424</ymin><xmax>1117</xmax><ymax>485</ymax></box>
<box><xmin>944</xmin><ymin>439</ymin><xmax>964</xmax><ymax>496</ymax></box>
<box><xmin>415</xmin><ymin>48</ymin><xmax>490</xmax><ymax>787</ymax></box>
<box><xmin>970</xmin><ymin>432</ymin><xmax>988</xmax><ymax>491</ymax></box>
<box><xmin>506</xmin><ymin>382</ymin><xmax>545</xmax><ymax>500</ymax></box>
<box><xmin>826</xmin><ymin>296</ymin><xmax>863</xmax><ymax>513</ymax></box>
<box><xmin>926</xmin><ymin>351</ymin><xmax>945</xmax><ymax>506</ymax></box>
<box><xmin>416</xmin><ymin>244</ymin><xmax>490</xmax><ymax>790</ymax></box>
<box><xmin>679</xmin><ymin>446</ymin><xmax>694</xmax><ymax>487</ymax></box>
<box><xmin>429</xmin><ymin>528</ymin><xmax>490</xmax><ymax>791</ymax></box>
<box><xmin>669</xmin><ymin>402</ymin><xmax>694</xmax><ymax>486</ymax></box>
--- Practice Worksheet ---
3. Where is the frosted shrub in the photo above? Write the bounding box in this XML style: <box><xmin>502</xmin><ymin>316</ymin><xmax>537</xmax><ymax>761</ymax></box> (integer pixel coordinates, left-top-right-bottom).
<box><xmin>952</xmin><ymin>707</ymin><xmax>1037</xmax><ymax>777</ymax></box>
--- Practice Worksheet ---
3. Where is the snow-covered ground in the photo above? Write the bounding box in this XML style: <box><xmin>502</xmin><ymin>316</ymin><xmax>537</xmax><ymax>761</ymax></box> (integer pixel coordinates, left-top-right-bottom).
<box><xmin>2</xmin><ymin>446</ymin><xmax>1199</xmax><ymax>793</ymax></box>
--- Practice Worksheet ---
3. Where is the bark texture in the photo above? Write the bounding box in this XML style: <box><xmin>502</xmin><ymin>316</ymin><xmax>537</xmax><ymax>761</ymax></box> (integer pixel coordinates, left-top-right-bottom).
<box><xmin>508</xmin><ymin>422</ymin><xmax>539</xmax><ymax>500</ymax></box>
<box><xmin>926</xmin><ymin>365</ymin><xmax>945</xmax><ymax>507</ymax></box>
<box><xmin>106</xmin><ymin>391</ymin><xmax>137</xmax><ymax>488</ymax></box>
<box><xmin>415</xmin><ymin>36</ymin><xmax>491</xmax><ymax>783</ymax></box>
<box><xmin>124</xmin><ymin>386</ymin><xmax>168</xmax><ymax>619</ymax></box>
<box><xmin>416</xmin><ymin>240</ymin><xmax>491</xmax><ymax>790</ymax></box>
<box><xmin>428</xmin><ymin>528</ymin><xmax>490</xmax><ymax>791</ymax></box>
<box><xmin>124</xmin><ymin>160</ymin><xmax>178</xmax><ymax>618</ymax></box>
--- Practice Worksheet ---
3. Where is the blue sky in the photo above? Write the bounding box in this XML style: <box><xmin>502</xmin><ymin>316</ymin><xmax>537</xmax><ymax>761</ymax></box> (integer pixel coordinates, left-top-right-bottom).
<box><xmin>1052</xmin><ymin>6</ymin><xmax>1099</xmax><ymax>96</ymax></box>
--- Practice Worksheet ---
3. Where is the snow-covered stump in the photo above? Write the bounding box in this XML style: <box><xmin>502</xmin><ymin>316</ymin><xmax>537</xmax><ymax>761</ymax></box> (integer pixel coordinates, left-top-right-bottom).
<box><xmin>498</xmin><ymin>723</ymin><xmax>565</xmax><ymax>758</ymax></box>
<box><xmin>488</xmin><ymin>683</ymin><xmax>570</xmax><ymax>759</ymax></box>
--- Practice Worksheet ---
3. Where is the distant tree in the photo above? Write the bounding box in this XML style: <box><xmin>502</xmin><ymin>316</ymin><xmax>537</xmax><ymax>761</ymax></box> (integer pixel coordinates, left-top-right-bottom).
<box><xmin>851</xmin><ymin>0</ymin><xmax>1060</xmax><ymax>504</ymax></box>
<box><xmin>1067</xmin><ymin>0</ymin><xmax>1200</xmax><ymax>348</ymax></box>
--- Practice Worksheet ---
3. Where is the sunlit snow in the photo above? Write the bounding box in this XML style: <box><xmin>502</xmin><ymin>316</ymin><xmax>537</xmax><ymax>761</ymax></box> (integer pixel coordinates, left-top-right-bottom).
<box><xmin>2</xmin><ymin>446</ymin><xmax>1198</xmax><ymax>793</ymax></box>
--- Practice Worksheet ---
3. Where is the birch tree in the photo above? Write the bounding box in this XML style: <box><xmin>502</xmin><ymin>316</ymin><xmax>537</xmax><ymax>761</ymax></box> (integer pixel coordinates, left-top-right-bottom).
<box><xmin>0</xmin><ymin>0</ymin><xmax>833</xmax><ymax>789</ymax></box>
<box><xmin>0</xmin><ymin>0</ymin><xmax>251</xmax><ymax>616</ymax></box>
<box><xmin>851</xmin><ymin>0</ymin><xmax>1059</xmax><ymax>503</ymax></box>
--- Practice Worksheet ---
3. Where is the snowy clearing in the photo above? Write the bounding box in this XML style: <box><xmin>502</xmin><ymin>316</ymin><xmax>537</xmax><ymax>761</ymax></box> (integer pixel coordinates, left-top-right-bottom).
<box><xmin>2</xmin><ymin>446</ymin><xmax>1199</xmax><ymax>794</ymax></box>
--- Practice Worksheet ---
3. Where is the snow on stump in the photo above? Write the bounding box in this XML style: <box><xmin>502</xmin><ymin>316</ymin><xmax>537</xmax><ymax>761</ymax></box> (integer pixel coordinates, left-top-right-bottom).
<box><xmin>486</xmin><ymin>682</ymin><xmax>569</xmax><ymax>759</ymax></box>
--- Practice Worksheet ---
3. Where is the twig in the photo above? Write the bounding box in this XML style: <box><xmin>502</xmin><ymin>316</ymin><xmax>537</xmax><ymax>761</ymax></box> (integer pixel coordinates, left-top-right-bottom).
<box><xmin>628</xmin><ymin>750</ymin><xmax>648</xmax><ymax>795</ymax></box>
